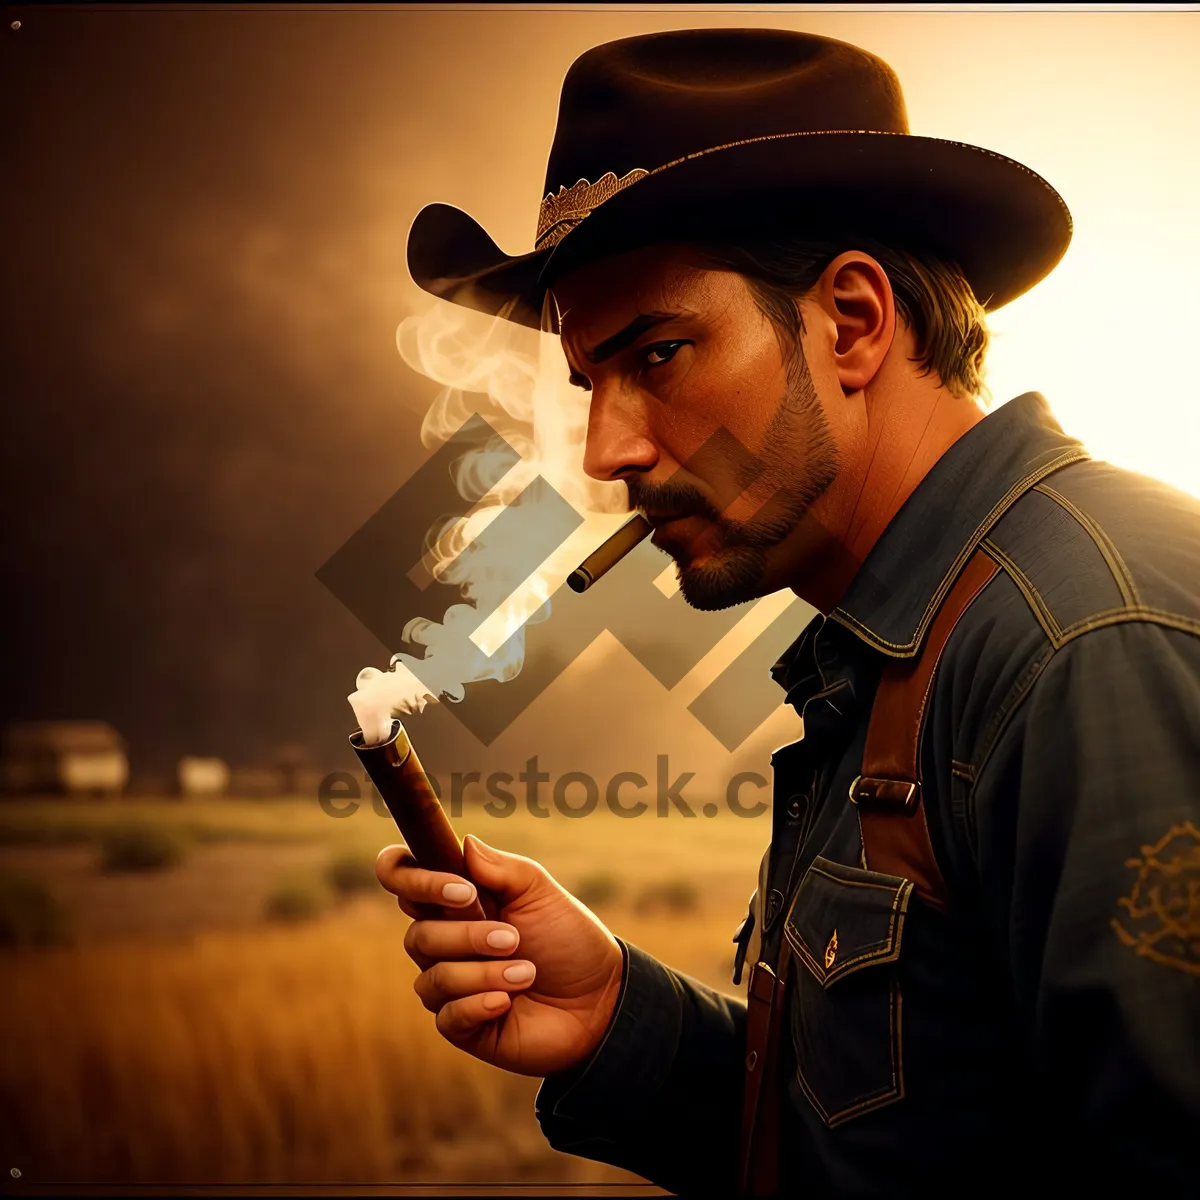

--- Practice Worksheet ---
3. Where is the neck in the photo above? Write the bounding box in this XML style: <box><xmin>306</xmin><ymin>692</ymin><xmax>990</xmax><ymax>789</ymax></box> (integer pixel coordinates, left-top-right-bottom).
<box><xmin>790</xmin><ymin>375</ymin><xmax>985</xmax><ymax>614</ymax></box>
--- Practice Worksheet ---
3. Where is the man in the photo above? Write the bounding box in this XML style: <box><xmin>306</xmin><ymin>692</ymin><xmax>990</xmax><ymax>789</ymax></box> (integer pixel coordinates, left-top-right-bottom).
<box><xmin>376</xmin><ymin>28</ymin><xmax>1200</xmax><ymax>1193</ymax></box>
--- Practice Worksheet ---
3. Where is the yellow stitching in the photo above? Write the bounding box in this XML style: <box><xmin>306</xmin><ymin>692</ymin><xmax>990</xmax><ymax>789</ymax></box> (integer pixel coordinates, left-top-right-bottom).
<box><xmin>830</xmin><ymin>448</ymin><xmax>1090</xmax><ymax>656</ymax></box>
<box><xmin>784</xmin><ymin>921</ymin><xmax>821</xmax><ymax>978</ymax></box>
<box><xmin>980</xmin><ymin>538</ymin><xmax>1063</xmax><ymax>646</ymax></box>
<box><xmin>969</xmin><ymin>644</ymin><xmax>1056</xmax><ymax>800</ymax></box>
<box><xmin>1033</xmin><ymin>482</ymin><xmax>1141</xmax><ymax>608</ymax></box>
<box><xmin>894</xmin><ymin>876</ymin><xmax>914</xmax><ymax>923</ymax></box>
<box><xmin>824</xmin><ymin>938</ymin><xmax>903</xmax><ymax>983</ymax></box>
<box><xmin>970</xmin><ymin>611</ymin><xmax>1200</xmax><ymax>809</ymax></box>
<box><xmin>807</xmin><ymin>865</ymin><xmax>903</xmax><ymax>893</ymax></box>
<box><xmin>823</xmin><ymin>1084</ymin><xmax>903</xmax><ymax>1126</ymax></box>
<box><xmin>799</xmin><ymin>978</ymin><xmax>904</xmax><ymax>1128</ymax></box>
<box><xmin>787</xmin><ymin>908</ymin><xmax>891</xmax><ymax>983</ymax></box>
<box><xmin>793</xmin><ymin>1056</ymin><xmax>837</xmax><ymax>1126</ymax></box>
<box><xmin>786</xmin><ymin>865</ymin><xmax>912</xmax><ymax>983</ymax></box>
<box><xmin>1056</xmin><ymin>607</ymin><xmax>1200</xmax><ymax>643</ymax></box>
<box><xmin>794</xmin><ymin>1034</ymin><xmax>899</xmax><ymax>1127</ymax></box>
<box><xmin>951</xmin><ymin>761</ymin><xmax>976</xmax><ymax>781</ymax></box>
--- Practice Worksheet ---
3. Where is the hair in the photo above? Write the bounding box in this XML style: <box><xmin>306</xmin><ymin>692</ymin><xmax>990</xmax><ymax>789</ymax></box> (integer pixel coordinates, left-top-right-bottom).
<box><xmin>696</xmin><ymin>230</ymin><xmax>991</xmax><ymax>403</ymax></box>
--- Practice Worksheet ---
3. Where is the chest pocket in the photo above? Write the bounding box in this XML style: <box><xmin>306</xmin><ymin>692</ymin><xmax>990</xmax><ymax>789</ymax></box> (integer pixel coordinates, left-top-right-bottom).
<box><xmin>785</xmin><ymin>855</ymin><xmax>914</xmax><ymax>1128</ymax></box>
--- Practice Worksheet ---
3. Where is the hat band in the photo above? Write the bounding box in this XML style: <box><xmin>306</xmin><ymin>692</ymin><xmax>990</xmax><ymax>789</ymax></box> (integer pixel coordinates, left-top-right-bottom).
<box><xmin>533</xmin><ymin>130</ymin><xmax>886</xmax><ymax>251</ymax></box>
<box><xmin>531</xmin><ymin>129</ymin><xmax>1067</xmax><ymax>275</ymax></box>
<box><xmin>536</xmin><ymin>168</ymin><xmax>651</xmax><ymax>250</ymax></box>
<box><xmin>535</xmin><ymin>128</ymin><xmax>1046</xmax><ymax>253</ymax></box>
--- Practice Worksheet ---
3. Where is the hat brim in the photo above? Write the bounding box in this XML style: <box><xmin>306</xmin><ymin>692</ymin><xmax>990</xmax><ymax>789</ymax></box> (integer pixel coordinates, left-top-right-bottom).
<box><xmin>407</xmin><ymin>132</ymin><xmax>1072</xmax><ymax>326</ymax></box>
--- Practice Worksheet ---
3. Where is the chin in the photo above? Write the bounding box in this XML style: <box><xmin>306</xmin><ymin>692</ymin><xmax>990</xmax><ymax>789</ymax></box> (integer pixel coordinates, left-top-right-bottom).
<box><xmin>676</xmin><ymin>547</ymin><xmax>771</xmax><ymax>612</ymax></box>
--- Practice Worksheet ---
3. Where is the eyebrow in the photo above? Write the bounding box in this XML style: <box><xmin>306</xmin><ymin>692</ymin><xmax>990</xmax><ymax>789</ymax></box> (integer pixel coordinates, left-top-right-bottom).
<box><xmin>586</xmin><ymin>312</ymin><xmax>678</xmax><ymax>364</ymax></box>
<box><xmin>567</xmin><ymin>311</ymin><xmax>681</xmax><ymax>389</ymax></box>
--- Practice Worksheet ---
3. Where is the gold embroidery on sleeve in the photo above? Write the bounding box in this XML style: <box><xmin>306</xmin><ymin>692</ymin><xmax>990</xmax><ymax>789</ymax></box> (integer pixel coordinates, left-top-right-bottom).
<box><xmin>1112</xmin><ymin>821</ymin><xmax>1200</xmax><ymax>976</ymax></box>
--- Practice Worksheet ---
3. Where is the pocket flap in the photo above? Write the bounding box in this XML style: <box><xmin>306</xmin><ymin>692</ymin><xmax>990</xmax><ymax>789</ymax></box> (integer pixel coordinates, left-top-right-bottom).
<box><xmin>784</xmin><ymin>856</ymin><xmax>913</xmax><ymax>988</ymax></box>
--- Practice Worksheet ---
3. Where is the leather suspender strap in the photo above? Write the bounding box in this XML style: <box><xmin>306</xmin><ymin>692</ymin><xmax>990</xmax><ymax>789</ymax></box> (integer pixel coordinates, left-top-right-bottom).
<box><xmin>851</xmin><ymin>549</ymin><xmax>999</xmax><ymax>909</ymax></box>
<box><xmin>737</xmin><ymin>548</ymin><xmax>998</xmax><ymax>1197</ymax></box>
<box><xmin>738</xmin><ymin>934</ymin><xmax>792</xmax><ymax>1198</ymax></box>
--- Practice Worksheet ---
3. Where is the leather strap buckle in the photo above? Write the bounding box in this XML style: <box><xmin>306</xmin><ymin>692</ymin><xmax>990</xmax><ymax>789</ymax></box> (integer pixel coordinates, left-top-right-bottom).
<box><xmin>849</xmin><ymin>774</ymin><xmax>921</xmax><ymax>815</ymax></box>
<box><xmin>747</xmin><ymin>960</ymin><xmax>777</xmax><ymax>1004</ymax></box>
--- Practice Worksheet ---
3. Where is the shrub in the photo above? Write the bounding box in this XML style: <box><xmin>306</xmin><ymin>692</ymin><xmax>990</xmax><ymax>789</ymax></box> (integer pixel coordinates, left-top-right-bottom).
<box><xmin>0</xmin><ymin>818</ymin><xmax>102</xmax><ymax>846</ymax></box>
<box><xmin>326</xmin><ymin>851</ymin><xmax>379</xmax><ymax>899</ymax></box>
<box><xmin>99</xmin><ymin>821</ymin><xmax>188</xmax><ymax>872</ymax></box>
<box><xmin>0</xmin><ymin>872</ymin><xmax>72</xmax><ymax>947</ymax></box>
<box><xmin>633</xmin><ymin>878</ymin><xmax>700</xmax><ymax>916</ymax></box>
<box><xmin>570</xmin><ymin>873</ymin><xmax>622</xmax><ymax>909</ymax></box>
<box><xmin>263</xmin><ymin>878</ymin><xmax>328</xmax><ymax>924</ymax></box>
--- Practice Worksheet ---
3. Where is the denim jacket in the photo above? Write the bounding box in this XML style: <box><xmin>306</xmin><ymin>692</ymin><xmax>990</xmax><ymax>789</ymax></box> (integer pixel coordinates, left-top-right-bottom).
<box><xmin>533</xmin><ymin>393</ymin><xmax>1200</xmax><ymax>1195</ymax></box>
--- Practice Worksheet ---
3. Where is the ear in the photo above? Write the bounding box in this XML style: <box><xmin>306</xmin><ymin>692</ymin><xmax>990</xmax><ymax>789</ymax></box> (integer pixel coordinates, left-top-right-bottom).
<box><xmin>810</xmin><ymin>251</ymin><xmax>896</xmax><ymax>395</ymax></box>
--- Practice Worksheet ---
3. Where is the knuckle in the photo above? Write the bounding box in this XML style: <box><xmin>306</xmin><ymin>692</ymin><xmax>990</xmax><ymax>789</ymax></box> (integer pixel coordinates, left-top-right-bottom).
<box><xmin>529</xmin><ymin>859</ymin><xmax>555</xmax><ymax>891</ymax></box>
<box><xmin>435</xmin><ymin>1002</ymin><xmax>460</xmax><ymax>1038</ymax></box>
<box><xmin>403</xmin><ymin>920</ymin><xmax>423</xmax><ymax>958</ymax></box>
<box><xmin>413</xmin><ymin>969</ymin><xmax>438</xmax><ymax>1012</ymax></box>
<box><xmin>426</xmin><ymin>960</ymin><xmax>447</xmax><ymax>995</ymax></box>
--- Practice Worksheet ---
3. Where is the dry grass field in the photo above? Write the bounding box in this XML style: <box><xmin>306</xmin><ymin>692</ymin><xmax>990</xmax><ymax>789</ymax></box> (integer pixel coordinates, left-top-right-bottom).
<box><xmin>0</xmin><ymin>796</ymin><xmax>768</xmax><ymax>1189</ymax></box>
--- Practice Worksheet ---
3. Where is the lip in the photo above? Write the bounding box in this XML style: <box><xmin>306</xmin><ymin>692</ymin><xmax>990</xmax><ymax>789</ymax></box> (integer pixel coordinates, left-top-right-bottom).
<box><xmin>642</xmin><ymin>510</ymin><xmax>697</xmax><ymax>528</ymax></box>
<box><xmin>649</xmin><ymin>513</ymin><xmax>704</xmax><ymax>549</ymax></box>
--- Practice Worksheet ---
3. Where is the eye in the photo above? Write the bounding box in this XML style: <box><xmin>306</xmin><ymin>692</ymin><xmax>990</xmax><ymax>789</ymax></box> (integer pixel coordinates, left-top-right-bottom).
<box><xmin>640</xmin><ymin>340</ymin><xmax>690</xmax><ymax>368</ymax></box>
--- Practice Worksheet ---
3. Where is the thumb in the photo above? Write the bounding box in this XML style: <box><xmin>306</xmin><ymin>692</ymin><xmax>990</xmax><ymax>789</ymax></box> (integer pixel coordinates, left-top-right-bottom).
<box><xmin>463</xmin><ymin>833</ymin><xmax>549</xmax><ymax>906</ymax></box>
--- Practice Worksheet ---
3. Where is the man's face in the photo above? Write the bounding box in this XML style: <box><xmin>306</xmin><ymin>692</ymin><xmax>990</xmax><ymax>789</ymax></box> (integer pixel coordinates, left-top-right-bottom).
<box><xmin>555</xmin><ymin>244</ymin><xmax>842</xmax><ymax>610</ymax></box>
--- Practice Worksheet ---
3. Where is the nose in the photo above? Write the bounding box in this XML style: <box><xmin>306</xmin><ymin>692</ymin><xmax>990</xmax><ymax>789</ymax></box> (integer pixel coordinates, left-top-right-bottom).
<box><xmin>582</xmin><ymin>384</ymin><xmax>659</xmax><ymax>483</ymax></box>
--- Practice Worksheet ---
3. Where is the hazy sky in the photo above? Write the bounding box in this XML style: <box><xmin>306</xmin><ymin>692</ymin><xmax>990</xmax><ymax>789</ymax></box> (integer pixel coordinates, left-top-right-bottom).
<box><xmin>2</xmin><ymin>5</ymin><xmax>1197</xmax><ymax>783</ymax></box>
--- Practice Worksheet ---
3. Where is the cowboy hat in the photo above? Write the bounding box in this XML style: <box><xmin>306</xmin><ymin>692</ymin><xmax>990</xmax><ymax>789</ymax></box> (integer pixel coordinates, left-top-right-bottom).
<box><xmin>407</xmin><ymin>28</ymin><xmax>1072</xmax><ymax>327</ymax></box>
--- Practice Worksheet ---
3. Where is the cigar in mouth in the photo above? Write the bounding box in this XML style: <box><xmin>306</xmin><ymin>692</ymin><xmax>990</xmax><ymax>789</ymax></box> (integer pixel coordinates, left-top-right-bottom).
<box><xmin>567</xmin><ymin>513</ymin><xmax>653</xmax><ymax>593</ymax></box>
<box><xmin>350</xmin><ymin>720</ymin><xmax>497</xmax><ymax>921</ymax></box>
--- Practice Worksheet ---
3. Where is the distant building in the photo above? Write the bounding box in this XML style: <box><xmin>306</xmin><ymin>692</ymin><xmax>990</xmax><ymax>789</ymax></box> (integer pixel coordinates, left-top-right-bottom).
<box><xmin>1</xmin><ymin>721</ymin><xmax>129</xmax><ymax>796</ymax></box>
<box><xmin>176</xmin><ymin>756</ymin><xmax>230</xmax><ymax>798</ymax></box>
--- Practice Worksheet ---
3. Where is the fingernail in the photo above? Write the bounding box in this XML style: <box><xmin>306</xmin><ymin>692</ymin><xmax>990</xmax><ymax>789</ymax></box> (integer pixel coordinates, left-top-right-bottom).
<box><xmin>442</xmin><ymin>882</ymin><xmax>475</xmax><ymax>904</ymax></box>
<box><xmin>467</xmin><ymin>834</ymin><xmax>497</xmax><ymax>861</ymax></box>
<box><xmin>483</xmin><ymin>992</ymin><xmax>509</xmax><ymax>1011</ymax></box>
<box><xmin>503</xmin><ymin>962</ymin><xmax>535</xmax><ymax>984</ymax></box>
<box><xmin>486</xmin><ymin>929</ymin><xmax>517</xmax><ymax>951</ymax></box>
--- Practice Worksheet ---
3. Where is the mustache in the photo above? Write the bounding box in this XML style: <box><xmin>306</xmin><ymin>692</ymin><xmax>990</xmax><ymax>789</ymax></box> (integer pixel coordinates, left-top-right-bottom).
<box><xmin>626</xmin><ymin>457</ymin><xmax>833</xmax><ymax>554</ymax></box>
<box><xmin>626</xmin><ymin>477</ymin><xmax>721</xmax><ymax>524</ymax></box>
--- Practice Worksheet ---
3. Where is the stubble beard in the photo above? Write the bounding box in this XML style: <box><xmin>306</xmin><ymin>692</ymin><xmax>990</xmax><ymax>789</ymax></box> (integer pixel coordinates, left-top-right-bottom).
<box><xmin>632</xmin><ymin>347</ymin><xmax>840</xmax><ymax>612</ymax></box>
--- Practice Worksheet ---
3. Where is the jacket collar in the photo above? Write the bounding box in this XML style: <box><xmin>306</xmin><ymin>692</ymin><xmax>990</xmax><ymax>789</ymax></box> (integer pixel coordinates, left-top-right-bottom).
<box><xmin>771</xmin><ymin>392</ymin><xmax>1086</xmax><ymax>704</ymax></box>
<box><xmin>829</xmin><ymin>391</ymin><xmax>1086</xmax><ymax>658</ymax></box>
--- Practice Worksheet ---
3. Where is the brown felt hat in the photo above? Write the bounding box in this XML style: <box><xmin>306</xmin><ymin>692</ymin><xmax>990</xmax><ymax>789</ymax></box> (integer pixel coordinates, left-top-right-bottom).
<box><xmin>407</xmin><ymin>28</ymin><xmax>1072</xmax><ymax>327</ymax></box>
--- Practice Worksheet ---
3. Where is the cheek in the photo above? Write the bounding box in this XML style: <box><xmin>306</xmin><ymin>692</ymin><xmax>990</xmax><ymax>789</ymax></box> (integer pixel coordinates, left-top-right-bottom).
<box><xmin>653</xmin><ymin>337</ymin><xmax>790</xmax><ymax>463</ymax></box>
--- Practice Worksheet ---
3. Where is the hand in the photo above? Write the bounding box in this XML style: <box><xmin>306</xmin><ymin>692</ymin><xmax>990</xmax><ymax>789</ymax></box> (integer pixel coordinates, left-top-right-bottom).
<box><xmin>375</xmin><ymin>834</ymin><xmax>624</xmax><ymax>1078</ymax></box>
